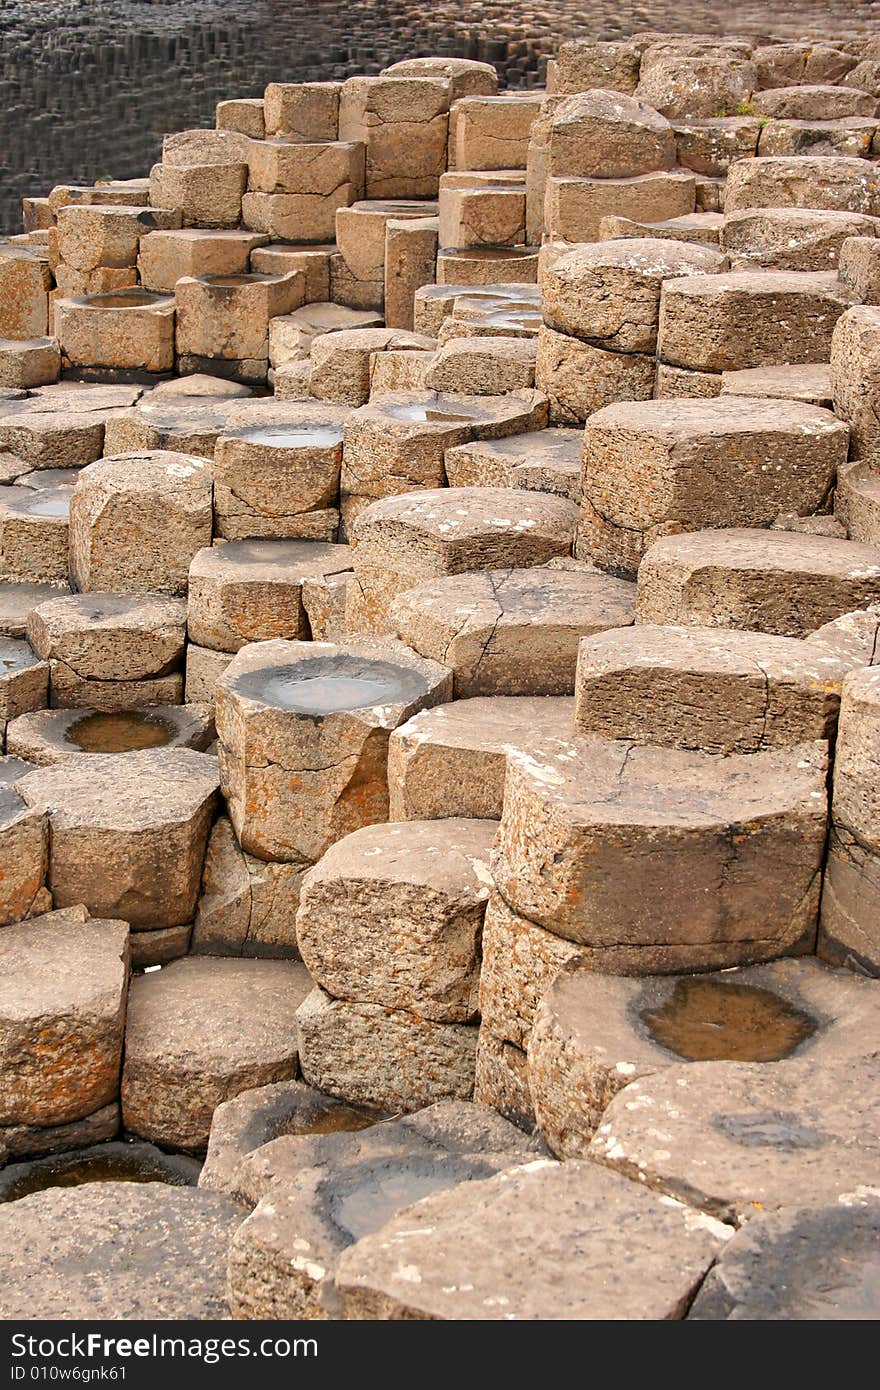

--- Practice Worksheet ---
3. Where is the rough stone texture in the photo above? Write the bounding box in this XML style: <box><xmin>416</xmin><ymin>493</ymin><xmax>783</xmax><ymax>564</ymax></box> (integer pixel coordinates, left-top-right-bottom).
<box><xmin>636</xmin><ymin>55</ymin><xmax>757</xmax><ymax>120</ymax></box>
<box><xmin>297</xmin><ymin>818</ymin><xmax>495</xmax><ymax>1021</ymax></box>
<box><xmin>444</xmin><ymin>428</ymin><xmax>582</xmax><ymax>501</ymax></box>
<box><xmin>187</xmin><ymin>539</ymin><xmax>352</xmax><ymax>651</ymax></box>
<box><xmin>424</xmin><ymin>336</ymin><xmax>536</xmax><ymax>396</ymax></box>
<box><xmin>310</xmin><ymin>327</ymin><xmax>432</xmax><ymax>406</ymax></box>
<box><xmin>216</xmin><ymin>636</ymin><xmax>451</xmax><ymax>863</ymax></box>
<box><xmin>340</xmin><ymin>389</ymin><xmax>547</xmax><ymax>530</ymax></box>
<box><xmin>838</xmin><ymin>235</ymin><xmax>880</xmax><ymax>304</ymax></box>
<box><xmin>16</xmin><ymin>748</ymin><xmax>218</xmax><ymax>929</ymax></box>
<box><xmin>689</xmin><ymin>1200</ymin><xmax>880</xmax><ymax>1320</ymax></box>
<box><xmin>529</xmin><ymin>956</ymin><xmax>878</xmax><ymax>1160</ymax></box>
<box><xmin>757</xmin><ymin>116</ymin><xmax>876</xmax><ymax>161</ymax></box>
<box><xmin>0</xmin><ymin>753</ymin><xmax>49</xmax><ymax>925</ymax></box>
<box><xmin>69</xmin><ymin>451</ymin><xmax>214</xmax><ymax>596</ymax></box>
<box><xmin>545</xmin><ymin>170</ymin><xmax>696</xmax><ymax>244</ymax></box>
<box><xmin>338</xmin><ymin>76</ymin><xmax>449</xmax><ymax>198</ymax></box>
<box><xmin>725</xmin><ymin>155</ymin><xmax>880</xmax><ymax>217</ymax></box>
<box><xmin>722</xmin><ymin>207</ymin><xmax>878</xmax><ymax>272</ymax></box>
<box><xmin>473</xmin><ymin>1027</ymin><xmax>535</xmax><ymax>1131</ymax></box>
<box><xmin>721</xmin><ymin>363</ymin><xmax>833</xmax><ymax>407</ymax></box>
<box><xmin>102</xmin><ymin>396</ymin><xmax>243</xmax><ymax>459</ymax></box>
<box><xmin>548</xmin><ymin>90</ymin><xmax>675</xmax><ymax>179</ymax></box>
<box><xmin>392</xmin><ymin>566</ymin><xmax>635</xmax><ymax>697</ymax></box>
<box><xmin>6</xmin><ymin>704</ymin><xmax>211</xmax><ymax>768</ymax></box>
<box><xmin>492</xmin><ymin>735</ymin><xmax>828</xmax><ymax>965</ymax></box>
<box><xmin>752</xmin><ymin>85</ymin><xmax>877</xmax><ymax>121</ymax></box>
<box><xmin>658</xmin><ymin>270</ymin><xmax>854</xmax><ymax>372</ymax></box>
<box><xmin>836</xmin><ymin>458</ymin><xmax>880</xmax><ymax>546</ymax></box>
<box><xmin>579</xmin><ymin>396</ymin><xmax>846</xmax><ymax>575</ymax></box>
<box><xmin>831</xmin><ymin>305</ymin><xmax>880</xmax><ymax>471</ymax></box>
<box><xmin>543</xmin><ymin>238</ymin><xmax>724</xmax><ymax>353</ymax></box>
<box><xmin>301</xmin><ymin>569</ymin><xmax>352</xmax><ymax>642</ymax></box>
<box><xmin>0</xmin><ymin>1185</ymin><xmax>245</xmax><ymax>1320</ymax></box>
<box><xmin>228</xmin><ymin>1101</ymin><xmax>533</xmax><ymax>1318</ymax></box>
<box><xmin>590</xmin><ymin>1053</ymin><xmax>879</xmax><ymax>1224</ymax></box>
<box><xmin>0</xmin><ymin>636</ymin><xmax>48</xmax><ymax>721</ymax></box>
<box><xmin>199</xmin><ymin>1079</ymin><xmax>378</xmax><ymax>1203</ymax></box>
<box><xmin>0</xmin><ymin>338</ymin><xmax>61</xmax><ymax>391</ymax></box>
<box><xmin>0</xmin><ymin>582</ymin><xmax>72</xmax><ymax>640</ymax></box>
<box><xmin>672</xmin><ymin>118</ymin><xmax>760</xmax><ymax>177</ymax></box>
<box><xmin>192</xmin><ymin>815</ymin><xmax>304</xmax><ymax>958</ymax></box>
<box><xmin>347</xmin><ymin>486</ymin><xmax>578</xmax><ymax>635</ymax></box>
<box><xmin>573</xmin><ymin>624</ymin><xmax>846</xmax><ymax>753</ymax></box>
<box><xmin>0</xmin><ymin>1101</ymin><xmax>118</xmax><ymax>1162</ymax></box>
<box><xmin>296</xmin><ymin>986</ymin><xmax>477</xmax><ymax>1112</ymax></box>
<box><xmin>535</xmin><ymin>324</ymin><xmax>656</xmax><ymax>425</ymax></box>
<box><xmin>636</xmin><ymin>529</ymin><xmax>880</xmax><ymax>638</ymax></box>
<box><xmin>149</xmin><ymin>161</ymin><xmax>248</xmax><ymax>229</ymax></box>
<box><xmin>138</xmin><ymin>228</ymin><xmax>269</xmax><ymax>294</ymax></box>
<box><xmin>122</xmin><ymin>957</ymin><xmax>311</xmax><ymax>1151</ymax></box>
<box><xmin>56</xmin><ymin>291</ymin><xmax>176</xmax><ymax>375</ymax></box>
<box><xmin>185</xmin><ymin>643</ymin><xmax>235</xmax><ymax>707</ymax></box>
<box><xmin>387</xmin><ymin>695</ymin><xmax>574</xmax><ymax>821</ymax></box>
<box><xmin>0</xmin><ymin>906</ymin><xmax>128</xmax><ymax>1128</ymax></box>
<box><xmin>336</xmin><ymin>1158</ymin><xmax>729</xmax><ymax>1320</ymax></box>
<box><xmin>0</xmin><ymin>483</ymin><xmax>71</xmax><ymax>586</ymax></box>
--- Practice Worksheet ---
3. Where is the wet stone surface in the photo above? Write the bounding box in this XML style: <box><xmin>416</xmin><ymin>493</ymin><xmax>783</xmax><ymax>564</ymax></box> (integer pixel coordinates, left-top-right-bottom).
<box><xmin>231</xmin><ymin>656</ymin><xmax>432</xmax><ymax>716</ymax></box>
<box><xmin>638</xmin><ymin>977</ymin><xmax>818</xmax><ymax>1063</ymax></box>
<box><xmin>0</xmin><ymin>1141</ymin><xmax>201</xmax><ymax>1204</ymax></box>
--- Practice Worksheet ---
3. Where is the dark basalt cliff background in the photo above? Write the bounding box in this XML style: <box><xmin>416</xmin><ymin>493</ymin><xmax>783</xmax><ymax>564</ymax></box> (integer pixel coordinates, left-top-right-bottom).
<box><xmin>0</xmin><ymin>0</ymin><xmax>878</xmax><ymax>231</ymax></box>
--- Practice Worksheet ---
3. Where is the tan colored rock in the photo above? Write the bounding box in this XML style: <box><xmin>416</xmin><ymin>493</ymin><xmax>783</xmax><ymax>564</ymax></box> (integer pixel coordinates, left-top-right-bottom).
<box><xmin>579</xmin><ymin>396</ymin><xmax>847</xmax><ymax>575</ymax></box>
<box><xmin>838</xmin><ymin>235</ymin><xmax>880</xmax><ymax>304</ymax></box>
<box><xmin>438</xmin><ymin>186</ymin><xmax>525</xmax><ymax>251</ymax></box>
<box><xmin>830</xmin><ymin>304</ymin><xmax>880</xmax><ymax>469</ymax></box>
<box><xmin>0</xmin><ymin>754</ymin><xmax>49</xmax><ymax>926</ymax></box>
<box><xmin>0</xmin><ymin>338</ymin><xmax>60</xmax><ymax>390</ymax></box>
<box><xmin>310</xmin><ymin>328</ymin><xmax>433</xmax><ymax>406</ymax></box>
<box><xmin>392</xmin><ymin>566</ymin><xmax>634</xmax><ymax>697</ymax></box>
<box><xmin>217</xmin><ymin>98</ymin><xmax>265</xmax><ymax>139</ymax></box>
<box><xmin>192</xmin><ymin>815</ymin><xmax>304</xmax><ymax>958</ymax></box>
<box><xmin>384</xmin><ymin>217</ymin><xmax>439</xmax><ymax>331</ymax></box>
<box><xmin>0</xmin><ymin>485</ymin><xmax>70</xmax><ymax>584</ymax></box>
<box><xmin>138</xmin><ymin>229</ymin><xmax>269</xmax><ymax>293</ymax></box>
<box><xmin>835</xmin><ymin>458</ymin><xmax>880</xmax><ymax>544</ymax></box>
<box><xmin>598</xmin><ymin>210</ymin><xmax>724</xmax><ymax>243</ymax></box>
<box><xmin>339</xmin><ymin>77</ymin><xmax>449</xmax><ymax>198</ymax></box>
<box><xmin>250</xmin><ymin>243</ymin><xmax>334</xmax><ymax>303</ymax></box>
<box><xmin>268</xmin><ymin>301</ymin><xmax>382</xmax><ymax>368</ymax></box>
<box><xmin>56</xmin><ymin>290</ymin><xmax>176</xmax><ymax>373</ymax></box>
<box><xmin>653</xmin><ymin>363</ymin><xmax>721</xmax><ymax>398</ymax></box>
<box><xmin>574</xmin><ymin>624</ymin><xmax>846</xmax><ymax>752</ymax></box>
<box><xmin>16</xmin><ymin>748</ymin><xmax>219</xmax><ymax>928</ymax></box>
<box><xmin>472</xmin><ymin>1028</ymin><xmax>534</xmax><ymax>1130</ymax></box>
<box><xmin>339</xmin><ymin>389</ymin><xmax>547</xmax><ymax>530</ymax></box>
<box><xmin>347</xmin><ymin>485</ymin><xmax>576</xmax><ymax>635</ymax></box>
<box><xmin>175</xmin><ymin>269</ymin><xmax>304</xmax><ymax>367</ymax></box>
<box><xmin>0</xmin><ymin>907</ymin><xmax>128</xmax><ymax>1128</ymax></box>
<box><xmin>0</xmin><ymin>247</ymin><xmax>51</xmax><ymax>339</ymax></box>
<box><xmin>658</xmin><ymin>269</ymin><xmax>853</xmax><ymax>371</ymax></box>
<box><xmin>721</xmin><ymin>363</ymin><xmax>833</xmax><ymax>407</ymax></box>
<box><xmin>185</xmin><ymin>643</ymin><xmax>234</xmax><ymax>707</ymax></box>
<box><xmin>216</xmin><ymin>636</ymin><xmax>451</xmax><ymax>863</ymax></box>
<box><xmin>757</xmin><ymin>116</ymin><xmax>876</xmax><ymax>160</ymax></box>
<box><xmin>545</xmin><ymin>171</ymin><xmax>696</xmax><ymax>243</ymax></box>
<box><xmin>149</xmin><ymin>162</ymin><xmax>248</xmax><ymax>229</ymax></box>
<box><xmin>725</xmin><ymin>155</ymin><xmax>880</xmax><ymax>217</ymax></box>
<box><xmin>388</xmin><ymin>694</ymin><xmax>574</xmax><ymax>821</ymax></box>
<box><xmin>549</xmin><ymin>91</ymin><xmax>675</xmax><ymax>179</ymax></box>
<box><xmin>5</xmin><ymin>704</ymin><xmax>212</xmax><ymax>768</ymax></box>
<box><xmin>753</xmin><ymin>85</ymin><xmax>876</xmax><ymax>120</ymax></box>
<box><xmin>436</xmin><ymin>246</ymin><xmax>539</xmax><ymax>286</ymax></box>
<box><xmin>0</xmin><ymin>640</ymin><xmax>48</xmax><ymax>722</ymax></box>
<box><xmin>188</xmin><ymin>539</ymin><xmax>351</xmax><ymax>651</ymax></box>
<box><xmin>242</xmin><ymin>189</ymin><xmax>354</xmax><ymax>244</ymax></box>
<box><xmin>535</xmin><ymin>324</ymin><xmax>655</xmax><ymax>426</ymax></box>
<box><xmin>424</xmin><ymin>336</ymin><xmax>535</xmax><ymax>395</ymax></box>
<box><xmin>754</xmin><ymin>42</ymin><xmax>855</xmax><ymax>91</ymax></box>
<box><xmin>122</xmin><ymin>957</ymin><xmax>310</xmax><ymax>1150</ymax></box>
<box><xmin>635</xmin><ymin>54</ymin><xmax>757</xmax><ymax>120</ymax></box>
<box><xmin>296</xmin><ymin>986</ymin><xmax>477</xmax><ymax>1111</ymax></box>
<box><xmin>336</xmin><ymin>199</ymin><xmax>438</xmax><ymax>282</ymax></box>
<box><xmin>297</xmin><ymin>818</ymin><xmax>495</xmax><ymax>1021</ymax></box>
<box><xmin>382</xmin><ymin>57</ymin><xmax>497</xmax><ymax>100</ymax></box>
<box><xmin>553</xmin><ymin>40</ymin><xmax>640</xmax><ymax>96</ymax></box>
<box><xmin>672</xmin><ymin>117</ymin><xmax>760</xmax><ymax>176</ymax></box>
<box><xmin>444</xmin><ymin>426</ymin><xmax>580</xmax><ymax>500</ymax></box>
<box><xmin>636</xmin><ymin>528</ymin><xmax>880</xmax><ymax>637</ymax></box>
<box><xmin>722</xmin><ymin>207</ymin><xmax>877</xmax><ymax>271</ymax></box>
<box><xmin>493</xmin><ymin>735</ymin><xmax>828</xmax><ymax>964</ymax></box>
<box><xmin>448</xmin><ymin>94</ymin><xmax>543</xmax><ymax>172</ymax></box>
<box><xmin>263</xmin><ymin>82</ymin><xmax>341</xmax><ymax>140</ymax></box>
<box><xmin>247</xmin><ymin>139</ymin><xmax>364</xmax><ymax>199</ymax></box>
<box><xmin>56</xmin><ymin>204</ymin><xmax>181</xmax><ymax>272</ymax></box>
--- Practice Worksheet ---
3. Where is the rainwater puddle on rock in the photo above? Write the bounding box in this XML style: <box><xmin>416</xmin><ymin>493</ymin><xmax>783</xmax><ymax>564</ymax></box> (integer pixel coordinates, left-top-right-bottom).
<box><xmin>641</xmin><ymin>978</ymin><xmax>817</xmax><ymax>1063</ymax></box>
<box><xmin>66</xmin><ymin>710</ymin><xmax>178</xmax><ymax>754</ymax></box>
<box><xmin>19</xmin><ymin>493</ymin><xmax>70</xmax><ymax>518</ymax></box>
<box><xmin>0</xmin><ymin>1145</ymin><xmax>199</xmax><ymax>1203</ymax></box>
<box><xmin>235</xmin><ymin>656</ymin><xmax>425</xmax><ymax>715</ymax></box>
<box><xmin>384</xmin><ymin>400</ymin><xmax>485</xmax><ymax>424</ymax></box>
<box><xmin>233</xmin><ymin>424</ymin><xmax>343</xmax><ymax>448</ymax></box>
<box><xmin>336</xmin><ymin>1165</ymin><xmax>461</xmax><ymax>1240</ymax></box>
<box><xmin>86</xmin><ymin>291</ymin><xmax>170</xmax><ymax>309</ymax></box>
<box><xmin>203</xmin><ymin>274</ymin><xmax>268</xmax><ymax>288</ymax></box>
<box><xmin>0</xmin><ymin>641</ymin><xmax>35</xmax><ymax>672</ymax></box>
<box><xmin>293</xmin><ymin>1105</ymin><xmax>376</xmax><ymax>1137</ymax></box>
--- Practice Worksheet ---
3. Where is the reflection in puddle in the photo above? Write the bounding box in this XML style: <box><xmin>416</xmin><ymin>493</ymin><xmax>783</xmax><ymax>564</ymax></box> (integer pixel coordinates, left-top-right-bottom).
<box><xmin>66</xmin><ymin>710</ymin><xmax>178</xmax><ymax>753</ymax></box>
<box><xmin>232</xmin><ymin>425</ymin><xmax>343</xmax><ymax>448</ymax></box>
<box><xmin>336</xmin><ymin>1164</ymin><xmax>463</xmax><ymax>1240</ymax></box>
<box><xmin>641</xmin><ymin>978</ymin><xmax>817</xmax><ymax>1063</ymax></box>
<box><xmin>234</xmin><ymin>656</ymin><xmax>426</xmax><ymax>716</ymax></box>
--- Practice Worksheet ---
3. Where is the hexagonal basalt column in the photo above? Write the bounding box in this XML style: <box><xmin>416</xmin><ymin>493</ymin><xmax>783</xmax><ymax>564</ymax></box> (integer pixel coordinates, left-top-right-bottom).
<box><xmin>216</xmin><ymin>636</ymin><xmax>451</xmax><ymax>863</ymax></box>
<box><xmin>492</xmin><ymin>735</ymin><xmax>829</xmax><ymax>970</ymax></box>
<box><xmin>187</xmin><ymin>538</ymin><xmax>351</xmax><ymax>651</ymax></box>
<box><xmin>55</xmin><ymin>290</ymin><xmax>176</xmax><ymax>375</ymax></box>
<box><xmin>103</xmin><ymin>395</ymin><xmax>245</xmax><ymax>460</ymax></box>
<box><xmin>0</xmin><ymin>485</ymin><xmax>72</xmax><ymax>585</ymax></box>
<box><xmin>0</xmin><ymin>755</ymin><xmax>49</xmax><ymax>926</ymax></box>
<box><xmin>347</xmin><ymin>486</ymin><xmax>579</xmax><ymax>635</ymax></box>
<box><xmin>16</xmin><ymin>748</ymin><xmax>219</xmax><ymax>931</ymax></box>
<box><xmin>6</xmin><ymin>705</ymin><xmax>212</xmax><ymax>767</ymax></box>
<box><xmin>339</xmin><ymin>388</ymin><xmax>547</xmax><ymax>531</ymax></box>
<box><xmin>26</xmin><ymin>592</ymin><xmax>187</xmax><ymax>710</ymax></box>
<box><xmin>338</xmin><ymin>77</ymin><xmax>449</xmax><ymax>198</ymax></box>
<box><xmin>214</xmin><ymin>403</ymin><xmax>348</xmax><ymax>540</ymax></box>
<box><xmin>175</xmin><ymin>271</ymin><xmax>304</xmax><ymax>384</ymax></box>
<box><xmin>69</xmin><ymin>452</ymin><xmax>213</xmax><ymax>596</ymax></box>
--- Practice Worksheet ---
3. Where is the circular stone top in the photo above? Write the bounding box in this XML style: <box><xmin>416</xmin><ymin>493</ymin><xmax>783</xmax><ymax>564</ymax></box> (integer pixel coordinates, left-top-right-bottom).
<box><xmin>232</xmin><ymin>654</ymin><xmax>431</xmax><ymax>716</ymax></box>
<box><xmin>637</xmin><ymin>976</ymin><xmax>817</xmax><ymax>1063</ymax></box>
<box><xmin>76</xmin><ymin>290</ymin><xmax>173</xmax><ymax>310</ymax></box>
<box><xmin>366</xmin><ymin>389</ymin><xmax>545</xmax><ymax>431</ymax></box>
<box><xmin>135</xmin><ymin>399</ymin><xmax>244</xmax><ymax>432</ymax></box>
<box><xmin>16</xmin><ymin>468</ymin><xmax>82</xmax><ymax>491</ymax></box>
<box><xmin>16</xmin><ymin>747</ymin><xmax>220</xmax><ymax>831</ymax></box>
<box><xmin>0</xmin><ymin>636</ymin><xmax>41</xmax><ymax>675</ymax></box>
<box><xmin>190</xmin><ymin>538</ymin><xmax>351</xmax><ymax>579</ymax></box>
<box><xmin>228</xmin><ymin>423</ymin><xmax>343</xmax><ymax>448</ymax></box>
<box><xmin>6</xmin><ymin>705</ymin><xmax>212</xmax><ymax>766</ymax></box>
<box><xmin>197</xmin><ymin>272</ymin><xmax>281</xmax><ymax>288</ymax></box>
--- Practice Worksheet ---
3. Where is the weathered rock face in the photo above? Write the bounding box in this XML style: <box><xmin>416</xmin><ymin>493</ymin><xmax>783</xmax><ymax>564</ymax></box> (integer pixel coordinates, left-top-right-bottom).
<box><xmin>297</xmin><ymin>818</ymin><xmax>495</xmax><ymax>1021</ymax></box>
<box><xmin>227</xmin><ymin>1101</ymin><xmax>536</xmax><ymax>1319</ymax></box>
<box><xmin>0</xmin><ymin>755</ymin><xmax>49</xmax><ymax>925</ymax></box>
<box><xmin>122</xmin><ymin>956</ymin><xmax>312</xmax><ymax>1151</ymax></box>
<box><xmin>492</xmin><ymin>736</ymin><xmax>828</xmax><ymax>968</ymax></box>
<box><xmin>336</xmin><ymin>1159</ymin><xmax>730</xmax><ymax>1320</ymax></box>
<box><xmin>0</xmin><ymin>1185</ymin><xmax>245</xmax><ymax>1320</ymax></box>
<box><xmin>0</xmin><ymin>907</ymin><xmax>128</xmax><ymax>1131</ymax></box>
<box><xmin>215</xmin><ymin>636</ymin><xmax>451</xmax><ymax>863</ymax></box>
<box><xmin>16</xmin><ymin>748</ymin><xmax>219</xmax><ymax>930</ymax></box>
<box><xmin>528</xmin><ymin>956</ymin><xmax>879</xmax><ymax>1159</ymax></box>
<box><xmin>590</xmin><ymin>1053</ymin><xmax>880</xmax><ymax>1224</ymax></box>
<box><xmin>192</xmin><ymin>815</ymin><xmax>304</xmax><ymax>958</ymax></box>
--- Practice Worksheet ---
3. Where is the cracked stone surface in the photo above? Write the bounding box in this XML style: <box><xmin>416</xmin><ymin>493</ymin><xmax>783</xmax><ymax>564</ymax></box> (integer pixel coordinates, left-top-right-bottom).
<box><xmin>0</xmin><ymin>753</ymin><xmax>49</xmax><ymax>925</ymax></box>
<box><xmin>529</xmin><ymin>956</ymin><xmax>880</xmax><ymax>1159</ymax></box>
<box><xmin>387</xmin><ymin>694</ymin><xmax>574</xmax><ymax>820</ymax></box>
<box><xmin>0</xmin><ymin>905</ymin><xmax>128</xmax><ymax>1129</ymax></box>
<box><xmin>216</xmin><ymin>636</ymin><xmax>451</xmax><ymax>863</ymax></box>
<box><xmin>0</xmin><ymin>1184</ymin><xmax>245</xmax><ymax>1319</ymax></box>
<box><xmin>444</xmin><ymin>427</ymin><xmax>582</xmax><ymax>501</ymax></box>
<box><xmin>391</xmin><ymin>565</ymin><xmax>635</xmax><ymax>697</ymax></box>
<box><xmin>122</xmin><ymin>956</ymin><xmax>312</xmax><ymax>1151</ymax></box>
<box><xmin>336</xmin><ymin>1158</ymin><xmax>730</xmax><ymax>1320</ymax></box>
<box><xmin>16</xmin><ymin>747</ymin><xmax>219</xmax><ymax>929</ymax></box>
<box><xmin>192</xmin><ymin>814</ymin><xmax>304</xmax><ymax>958</ymax></box>
<box><xmin>296</xmin><ymin>817</ymin><xmax>495</xmax><ymax>1021</ymax></box>
<box><xmin>573</xmin><ymin>624</ymin><xmax>848</xmax><ymax>752</ymax></box>
<box><xmin>590</xmin><ymin>1052</ymin><xmax>880</xmax><ymax>1224</ymax></box>
<box><xmin>492</xmin><ymin>735</ymin><xmax>828</xmax><ymax>965</ymax></box>
<box><xmin>227</xmin><ymin>1100</ymin><xmax>535</xmax><ymax>1318</ymax></box>
<box><xmin>6</xmin><ymin>703</ymin><xmax>213</xmax><ymax>767</ymax></box>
